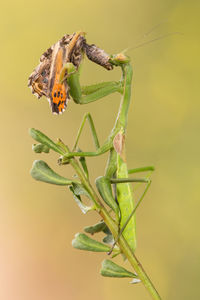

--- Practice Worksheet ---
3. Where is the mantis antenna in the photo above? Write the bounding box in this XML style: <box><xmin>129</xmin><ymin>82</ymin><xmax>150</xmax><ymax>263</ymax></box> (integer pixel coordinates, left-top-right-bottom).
<box><xmin>121</xmin><ymin>31</ymin><xmax>183</xmax><ymax>54</ymax></box>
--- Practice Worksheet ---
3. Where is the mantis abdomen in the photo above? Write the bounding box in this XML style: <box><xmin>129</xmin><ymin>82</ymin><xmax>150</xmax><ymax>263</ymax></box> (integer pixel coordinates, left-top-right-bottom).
<box><xmin>117</xmin><ymin>154</ymin><xmax>136</xmax><ymax>252</ymax></box>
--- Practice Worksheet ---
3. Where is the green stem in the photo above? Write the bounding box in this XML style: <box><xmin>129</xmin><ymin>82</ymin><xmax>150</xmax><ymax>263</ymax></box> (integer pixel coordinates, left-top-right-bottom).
<box><xmin>101</xmin><ymin>208</ymin><xmax>162</xmax><ymax>300</ymax></box>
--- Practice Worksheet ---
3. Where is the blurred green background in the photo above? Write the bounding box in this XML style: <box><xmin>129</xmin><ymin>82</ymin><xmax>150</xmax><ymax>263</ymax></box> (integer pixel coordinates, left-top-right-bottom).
<box><xmin>0</xmin><ymin>0</ymin><xmax>199</xmax><ymax>299</ymax></box>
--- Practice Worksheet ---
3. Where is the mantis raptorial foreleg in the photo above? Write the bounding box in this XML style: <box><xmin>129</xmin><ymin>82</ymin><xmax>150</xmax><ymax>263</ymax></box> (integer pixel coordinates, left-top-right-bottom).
<box><xmin>60</xmin><ymin>62</ymin><xmax>124</xmax><ymax>164</ymax></box>
<box><xmin>60</xmin><ymin>62</ymin><xmax>123</xmax><ymax>105</ymax></box>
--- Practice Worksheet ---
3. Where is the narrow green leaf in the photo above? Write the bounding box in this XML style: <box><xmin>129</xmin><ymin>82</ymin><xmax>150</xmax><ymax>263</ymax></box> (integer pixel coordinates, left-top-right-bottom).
<box><xmin>29</xmin><ymin>128</ymin><xmax>64</xmax><ymax>155</ymax></box>
<box><xmin>57</xmin><ymin>138</ymin><xmax>70</xmax><ymax>152</ymax></box>
<box><xmin>84</xmin><ymin>221</ymin><xmax>113</xmax><ymax>244</ymax></box>
<box><xmin>69</xmin><ymin>186</ymin><xmax>91</xmax><ymax>214</ymax></box>
<box><xmin>96</xmin><ymin>176</ymin><xmax>119</xmax><ymax>214</ymax></box>
<box><xmin>79</xmin><ymin>156</ymin><xmax>89</xmax><ymax>179</ymax></box>
<box><xmin>72</xmin><ymin>233</ymin><xmax>111</xmax><ymax>252</ymax></box>
<box><xmin>84</xmin><ymin>221</ymin><xmax>107</xmax><ymax>235</ymax></box>
<box><xmin>31</xmin><ymin>160</ymin><xmax>72</xmax><ymax>185</ymax></box>
<box><xmin>100</xmin><ymin>259</ymin><xmax>137</xmax><ymax>278</ymax></box>
<box><xmin>71</xmin><ymin>182</ymin><xmax>91</xmax><ymax>199</ymax></box>
<box><xmin>32</xmin><ymin>143</ymin><xmax>50</xmax><ymax>153</ymax></box>
<box><xmin>76</xmin><ymin>147</ymin><xmax>89</xmax><ymax>179</ymax></box>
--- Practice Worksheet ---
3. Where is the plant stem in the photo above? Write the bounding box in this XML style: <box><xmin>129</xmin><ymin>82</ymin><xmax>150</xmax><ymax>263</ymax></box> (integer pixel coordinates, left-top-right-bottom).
<box><xmin>101</xmin><ymin>207</ymin><xmax>162</xmax><ymax>300</ymax></box>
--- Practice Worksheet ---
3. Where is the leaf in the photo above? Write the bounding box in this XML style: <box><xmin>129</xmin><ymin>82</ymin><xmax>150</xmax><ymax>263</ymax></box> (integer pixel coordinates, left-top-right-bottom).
<box><xmin>69</xmin><ymin>186</ymin><xmax>91</xmax><ymax>214</ymax></box>
<box><xmin>71</xmin><ymin>182</ymin><xmax>91</xmax><ymax>199</ymax></box>
<box><xmin>79</xmin><ymin>156</ymin><xmax>89</xmax><ymax>179</ymax></box>
<box><xmin>32</xmin><ymin>143</ymin><xmax>50</xmax><ymax>153</ymax></box>
<box><xmin>84</xmin><ymin>221</ymin><xmax>107</xmax><ymax>235</ymax></box>
<box><xmin>102</xmin><ymin>225</ymin><xmax>112</xmax><ymax>235</ymax></box>
<box><xmin>100</xmin><ymin>259</ymin><xmax>137</xmax><ymax>278</ymax></box>
<box><xmin>70</xmin><ymin>182</ymin><xmax>93</xmax><ymax>214</ymax></box>
<box><xmin>76</xmin><ymin>147</ymin><xmax>89</xmax><ymax>179</ymax></box>
<box><xmin>84</xmin><ymin>221</ymin><xmax>113</xmax><ymax>244</ymax></box>
<box><xmin>31</xmin><ymin>160</ymin><xmax>72</xmax><ymax>185</ymax></box>
<box><xmin>72</xmin><ymin>233</ymin><xmax>111</xmax><ymax>252</ymax></box>
<box><xmin>102</xmin><ymin>233</ymin><xmax>114</xmax><ymax>244</ymax></box>
<box><xmin>29</xmin><ymin>128</ymin><xmax>64</xmax><ymax>155</ymax></box>
<box><xmin>57</xmin><ymin>138</ymin><xmax>69</xmax><ymax>152</ymax></box>
<box><xmin>96</xmin><ymin>176</ymin><xmax>119</xmax><ymax>215</ymax></box>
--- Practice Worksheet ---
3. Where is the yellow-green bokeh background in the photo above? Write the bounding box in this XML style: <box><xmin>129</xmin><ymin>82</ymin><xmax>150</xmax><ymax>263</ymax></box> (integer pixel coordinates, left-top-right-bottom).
<box><xmin>1</xmin><ymin>0</ymin><xmax>199</xmax><ymax>299</ymax></box>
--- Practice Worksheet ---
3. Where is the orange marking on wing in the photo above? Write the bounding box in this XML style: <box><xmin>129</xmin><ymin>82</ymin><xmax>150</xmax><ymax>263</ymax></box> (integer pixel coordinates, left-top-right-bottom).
<box><xmin>51</xmin><ymin>46</ymin><xmax>67</xmax><ymax>112</ymax></box>
<box><xmin>51</xmin><ymin>83</ymin><xmax>66</xmax><ymax>105</ymax></box>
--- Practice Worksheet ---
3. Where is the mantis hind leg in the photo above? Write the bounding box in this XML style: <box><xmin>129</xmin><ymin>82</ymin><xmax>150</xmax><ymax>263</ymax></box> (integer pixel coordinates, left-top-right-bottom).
<box><xmin>60</xmin><ymin>114</ymin><xmax>113</xmax><ymax>164</ymax></box>
<box><xmin>128</xmin><ymin>166</ymin><xmax>155</xmax><ymax>174</ymax></box>
<box><xmin>108</xmin><ymin>178</ymin><xmax>151</xmax><ymax>254</ymax></box>
<box><xmin>117</xmin><ymin>179</ymin><xmax>151</xmax><ymax>237</ymax></box>
<box><xmin>73</xmin><ymin>112</ymin><xmax>100</xmax><ymax>151</ymax></box>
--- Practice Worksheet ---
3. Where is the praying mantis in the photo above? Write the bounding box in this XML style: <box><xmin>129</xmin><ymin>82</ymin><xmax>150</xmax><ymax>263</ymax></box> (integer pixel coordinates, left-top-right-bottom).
<box><xmin>59</xmin><ymin>52</ymin><xmax>153</xmax><ymax>253</ymax></box>
<box><xmin>29</xmin><ymin>34</ymin><xmax>161</xmax><ymax>300</ymax></box>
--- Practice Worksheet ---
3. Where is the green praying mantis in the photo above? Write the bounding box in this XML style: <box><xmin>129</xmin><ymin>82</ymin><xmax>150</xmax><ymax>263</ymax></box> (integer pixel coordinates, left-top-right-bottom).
<box><xmin>29</xmin><ymin>36</ymin><xmax>161</xmax><ymax>300</ymax></box>
<box><xmin>59</xmin><ymin>55</ymin><xmax>153</xmax><ymax>253</ymax></box>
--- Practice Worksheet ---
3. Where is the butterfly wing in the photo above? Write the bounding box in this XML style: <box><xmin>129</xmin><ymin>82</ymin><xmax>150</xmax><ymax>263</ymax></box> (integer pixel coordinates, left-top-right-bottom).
<box><xmin>47</xmin><ymin>42</ymin><xmax>70</xmax><ymax>114</ymax></box>
<box><xmin>28</xmin><ymin>46</ymin><xmax>53</xmax><ymax>99</ymax></box>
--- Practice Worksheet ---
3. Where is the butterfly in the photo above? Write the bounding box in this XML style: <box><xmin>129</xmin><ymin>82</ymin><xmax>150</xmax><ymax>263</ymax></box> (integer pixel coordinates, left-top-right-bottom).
<box><xmin>28</xmin><ymin>32</ymin><xmax>85</xmax><ymax>114</ymax></box>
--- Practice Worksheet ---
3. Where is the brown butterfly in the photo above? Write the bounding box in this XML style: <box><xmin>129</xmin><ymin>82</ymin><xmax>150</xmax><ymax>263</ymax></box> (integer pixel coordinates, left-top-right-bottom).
<box><xmin>28</xmin><ymin>32</ymin><xmax>85</xmax><ymax>114</ymax></box>
<box><xmin>28</xmin><ymin>32</ymin><xmax>114</xmax><ymax>114</ymax></box>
